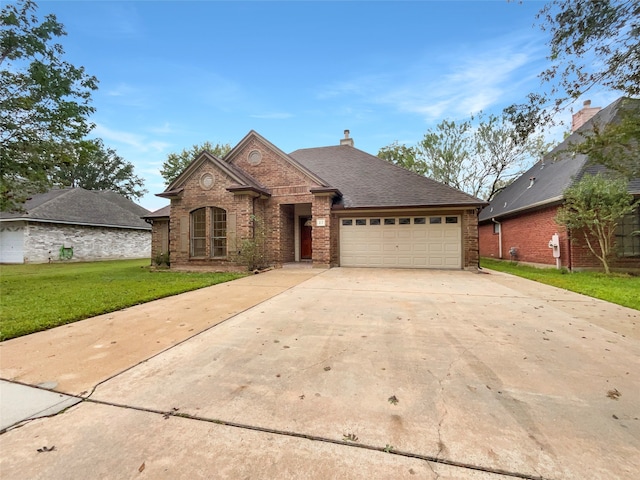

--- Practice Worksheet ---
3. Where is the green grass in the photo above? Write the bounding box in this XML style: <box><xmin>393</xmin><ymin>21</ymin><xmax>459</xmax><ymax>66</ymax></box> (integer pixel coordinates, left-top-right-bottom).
<box><xmin>480</xmin><ymin>258</ymin><xmax>640</xmax><ymax>310</ymax></box>
<box><xmin>0</xmin><ymin>260</ymin><xmax>246</xmax><ymax>341</ymax></box>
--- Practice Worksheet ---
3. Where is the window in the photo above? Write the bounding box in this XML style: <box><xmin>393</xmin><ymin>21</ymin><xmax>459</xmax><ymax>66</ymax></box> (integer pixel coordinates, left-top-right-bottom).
<box><xmin>191</xmin><ymin>208</ymin><xmax>206</xmax><ymax>257</ymax></box>
<box><xmin>399</xmin><ymin>218</ymin><xmax>410</xmax><ymax>225</ymax></box>
<box><xmin>445</xmin><ymin>216</ymin><xmax>458</xmax><ymax>224</ymax></box>
<box><xmin>616</xmin><ymin>208</ymin><xmax>640</xmax><ymax>257</ymax></box>
<box><xmin>342</xmin><ymin>219</ymin><xmax>353</xmax><ymax>226</ymax></box>
<box><xmin>211</xmin><ymin>207</ymin><xmax>227</xmax><ymax>258</ymax></box>
<box><xmin>493</xmin><ymin>222</ymin><xmax>500</xmax><ymax>234</ymax></box>
<box><xmin>355</xmin><ymin>219</ymin><xmax>366</xmax><ymax>226</ymax></box>
<box><xmin>384</xmin><ymin>218</ymin><xmax>395</xmax><ymax>225</ymax></box>
<box><xmin>370</xmin><ymin>218</ymin><xmax>381</xmax><ymax>225</ymax></box>
<box><xmin>429</xmin><ymin>217</ymin><xmax>442</xmax><ymax>224</ymax></box>
<box><xmin>413</xmin><ymin>217</ymin><xmax>426</xmax><ymax>225</ymax></box>
<box><xmin>190</xmin><ymin>207</ymin><xmax>227</xmax><ymax>258</ymax></box>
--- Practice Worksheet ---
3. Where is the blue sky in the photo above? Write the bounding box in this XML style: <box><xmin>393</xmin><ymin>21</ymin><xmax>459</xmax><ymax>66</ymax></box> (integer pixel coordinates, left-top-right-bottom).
<box><xmin>39</xmin><ymin>0</ymin><xmax>619</xmax><ymax>211</ymax></box>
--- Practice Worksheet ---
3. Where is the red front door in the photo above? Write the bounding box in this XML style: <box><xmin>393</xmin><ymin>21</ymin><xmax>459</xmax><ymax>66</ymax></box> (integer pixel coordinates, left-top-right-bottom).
<box><xmin>300</xmin><ymin>218</ymin><xmax>312</xmax><ymax>259</ymax></box>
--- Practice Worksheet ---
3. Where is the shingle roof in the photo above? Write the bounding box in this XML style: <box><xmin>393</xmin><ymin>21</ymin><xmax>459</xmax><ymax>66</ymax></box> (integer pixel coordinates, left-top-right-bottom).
<box><xmin>0</xmin><ymin>188</ymin><xmax>151</xmax><ymax>230</ymax></box>
<box><xmin>143</xmin><ymin>205</ymin><xmax>170</xmax><ymax>219</ymax></box>
<box><xmin>289</xmin><ymin>145</ymin><xmax>486</xmax><ymax>209</ymax></box>
<box><xmin>479</xmin><ymin>97</ymin><xmax>640</xmax><ymax>222</ymax></box>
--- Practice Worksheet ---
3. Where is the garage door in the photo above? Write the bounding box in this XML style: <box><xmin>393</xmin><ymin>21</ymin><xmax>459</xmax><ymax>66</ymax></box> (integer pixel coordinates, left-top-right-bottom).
<box><xmin>0</xmin><ymin>226</ymin><xmax>25</xmax><ymax>263</ymax></box>
<box><xmin>340</xmin><ymin>215</ymin><xmax>461</xmax><ymax>269</ymax></box>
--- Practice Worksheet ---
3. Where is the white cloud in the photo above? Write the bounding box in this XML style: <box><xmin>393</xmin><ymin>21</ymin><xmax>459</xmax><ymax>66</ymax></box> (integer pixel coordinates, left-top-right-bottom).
<box><xmin>315</xmin><ymin>34</ymin><xmax>546</xmax><ymax>123</ymax></box>
<box><xmin>92</xmin><ymin>124</ymin><xmax>171</xmax><ymax>154</ymax></box>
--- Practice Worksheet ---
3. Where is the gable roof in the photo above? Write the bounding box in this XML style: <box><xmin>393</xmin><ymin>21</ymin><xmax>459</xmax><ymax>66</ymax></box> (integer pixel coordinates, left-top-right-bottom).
<box><xmin>160</xmin><ymin>149</ymin><xmax>270</xmax><ymax>198</ymax></box>
<box><xmin>226</xmin><ymin>130</ymin><xmax>331</xmax><ymax>188</ymax></box>
<box><xmin>479</xmin><ymin>97</ymin><xmax>640</xmax><ymax>222</ymax></box>
<box><xmin>0</xmin><ymin>188</ymin><xmax>151</xmax><ymax>230</ymax></box>
<box><xmin>290</xmin><ymin>145</ymin><xmax>486</xmax><ymax>209</ymax></box>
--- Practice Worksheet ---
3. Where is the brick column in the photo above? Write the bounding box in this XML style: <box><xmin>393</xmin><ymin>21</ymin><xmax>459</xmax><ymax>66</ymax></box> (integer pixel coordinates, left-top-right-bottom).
<box><xmin>311</xmin><ymin>196</ymin><xmax>332</xmax><ymax>267</ymax></box>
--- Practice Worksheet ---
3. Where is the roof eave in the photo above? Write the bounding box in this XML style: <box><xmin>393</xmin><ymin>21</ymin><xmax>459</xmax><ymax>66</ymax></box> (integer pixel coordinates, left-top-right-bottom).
<box><xmin>335</xmin><ymin>202</ymin><xmax>487</xmax><ymax>211</ymax></box>
<box><xmin>156</xmin><ymin>188</ymin><xmax>184</xmax><ymax>199</ymax></box>
<box><xmin>309</xmin><ymin>187</ymin><xmax>342</xmax><ymax>197</ymax></box>
<box><xmin>0</xmin><ymin>217</ymin><xmax>151</xmax><ymax>230</ymax></box>
<box><xmin>226</xmin><ymin>185</ymin><xmax>271</xmax><ymax>199</ymax></box>
<box><xmin>479</xmin><ymin>195</ymin><xmax>564</xmax><ymax>222</ymax></box>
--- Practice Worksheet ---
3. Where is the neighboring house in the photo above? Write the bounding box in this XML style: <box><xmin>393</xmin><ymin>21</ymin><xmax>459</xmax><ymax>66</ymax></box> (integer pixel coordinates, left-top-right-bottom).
<box><xmin>479</xmin><ymin>97</ymin><xmax>640</xmax><ymax>271</ymax></box>
<box><xmin>0</xmin><ymin>188</ymin><xmax>151</xmax><ymax>264</ymax></box>
<box><xmin>145</xmin><ymin>130</ymin><xmax>486</xmax><ymax>271</ymax></box>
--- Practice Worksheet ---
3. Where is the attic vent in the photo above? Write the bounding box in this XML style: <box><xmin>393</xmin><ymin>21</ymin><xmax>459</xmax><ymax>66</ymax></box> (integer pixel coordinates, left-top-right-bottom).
<box><xmin>247</xmin><ymin>150</ymin><xmax>262</xmax><ymax>166</ymax></box>
<box><xmin>528</xmin><ymin>177</ymin><xmax>536</xmax><ymax>188</ymax></box>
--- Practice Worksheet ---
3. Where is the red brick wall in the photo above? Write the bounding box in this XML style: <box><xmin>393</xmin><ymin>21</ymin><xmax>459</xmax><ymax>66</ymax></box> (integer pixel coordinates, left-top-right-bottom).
<box><xmin>480</xmin><ymin>205</ymin><xmax>640</xmax><ymax>271</ymax></box>
<box><xmin>479</xmin><ymin>206</ymin><xmax>570</xmax><ymax>267</ymax></box>
<box><xmin>168</xmin><ymin>161</ymin><xmax>254</xmax><ymax>268</ymax></box>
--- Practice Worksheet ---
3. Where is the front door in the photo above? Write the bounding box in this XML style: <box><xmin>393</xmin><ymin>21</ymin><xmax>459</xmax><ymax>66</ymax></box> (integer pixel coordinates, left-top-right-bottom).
<box><xmin>300</xmin><ymin>218</ymin><xmax>312</xmax><ymax>259</ymax></box>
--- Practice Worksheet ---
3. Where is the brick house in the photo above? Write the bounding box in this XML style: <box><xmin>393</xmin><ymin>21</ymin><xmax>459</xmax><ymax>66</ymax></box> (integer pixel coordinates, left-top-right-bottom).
<box><xmin>146</xmin><ymin>130</ymin><xmax>486</xmax><ymax>271</ymax></box>
<box><xmin>0</xmin><ymin>188</ymin><xmax>151</xmax><ymax>264</ymax></box>
<box><xmin>479</xmin><ymin>98</ymin><xmax>640</xmax><ymax>271</ymax></box>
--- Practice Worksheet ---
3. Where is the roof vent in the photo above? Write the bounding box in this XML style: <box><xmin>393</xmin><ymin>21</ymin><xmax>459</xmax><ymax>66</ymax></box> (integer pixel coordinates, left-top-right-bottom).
<box><xmin>340</xmin><ymin>129</ymin><xmax>354</xmax><ymax>147</ymax></box>
<box><xmin>528</xmin><ymin>177</ymin><xmax>536</xmax><ymax>188</ymax></box>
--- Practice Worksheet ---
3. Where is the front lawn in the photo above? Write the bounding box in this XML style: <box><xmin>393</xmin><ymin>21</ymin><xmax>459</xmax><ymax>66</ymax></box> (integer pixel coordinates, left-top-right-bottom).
<box><xmin>0</xmin><ymin>259</ymin><xmax>245</xmax><ymax>341</ymax></box>
<box><xmin>480</xmin><ymin>258</ymin><xmax>640</xmax><ymax>310</ymax></box>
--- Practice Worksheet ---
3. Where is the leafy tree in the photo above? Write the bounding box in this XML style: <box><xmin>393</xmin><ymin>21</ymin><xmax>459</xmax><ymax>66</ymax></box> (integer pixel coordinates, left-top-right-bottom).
<box><xmin>52</xmin><ymin>139</ymin><xmax>147</xmax><ymax>200</ymax></box>
<box><xmin>556</xmin><ymin>173</ymin><xmax>638</xmax><ymax>274</ymax></box>
<box><xmin>1</xmin><ymin>0</ymin><xmax>98</xmax><ymax>211</ymax></box>
<box><xmin>161</xmin><ymin>141</ymin><xmax>232</xmax><ymax>185</ymax></box>
<box><xmin>419</xmin><ymin>119</ymin><xmax>473</xmax><ymax>193</ymax></box>
<box><xmin>378</xmin><ymin>114</ymin><xmax>548</xmax><ymax>200</ymax></box>
<box><xmin>377</xmin><ymin>142</ymin><xmax>424</xmax><ymax>175</ymax></box>
<box><xmin>505</xmin><ymin>0</ymin><xmax>640</xmax><ymax>143</ymax></box>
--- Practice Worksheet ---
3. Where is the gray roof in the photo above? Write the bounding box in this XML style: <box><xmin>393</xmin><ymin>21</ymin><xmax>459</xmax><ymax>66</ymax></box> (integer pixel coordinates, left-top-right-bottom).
<box><xmin>480</xmin><ymin>97</ymin><xmax>640</xmax><ymax>222</ymax></box>
<box><xmin>143</xmin><ymin>205</ymin><xmax>170</xmax><ymax>219</ymax></box>
<box><xmin>290</xmin><ymin>145</ymin><xmax>486</xmax><ymax>209</ymax></box>
<box><xmin>0</xmin><ymin>188</ymin><xmax>151</xmax><ymax>230</ymax></box>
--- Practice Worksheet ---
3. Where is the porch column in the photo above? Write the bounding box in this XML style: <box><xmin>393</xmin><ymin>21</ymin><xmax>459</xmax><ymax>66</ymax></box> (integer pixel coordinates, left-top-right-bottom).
<box><xmin>311</xmin><ymin>195</ymin><xmax>332</xmax><ymax>267</ymax></box>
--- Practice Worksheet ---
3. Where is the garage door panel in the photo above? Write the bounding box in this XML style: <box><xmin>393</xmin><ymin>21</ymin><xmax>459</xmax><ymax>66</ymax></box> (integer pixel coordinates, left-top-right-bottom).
<box><xmin>0</xmin><ymin>226</ymin><xmax>24</xmax><ymax>264</ymax></box>
<box><xmin>341</xmin><ymin>216</ymin><xmax>461</xmax><ymax>269</ymax></box>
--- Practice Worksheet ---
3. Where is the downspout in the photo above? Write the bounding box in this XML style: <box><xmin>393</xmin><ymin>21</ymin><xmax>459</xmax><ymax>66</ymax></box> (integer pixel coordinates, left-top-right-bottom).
<box><xmin>491</xmin><ymin>218</ymin><xmax>502</xmax><ymax>259</ymax></box>
<box><xmin>567</xmin><ymin>229</ymin><xmax>573</xmax><ymax>272</ymax></box>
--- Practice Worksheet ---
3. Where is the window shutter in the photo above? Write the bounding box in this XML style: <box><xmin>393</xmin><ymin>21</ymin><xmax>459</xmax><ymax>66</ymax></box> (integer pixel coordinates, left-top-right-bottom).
<box><xmin>179</xmin><ymin>215</ymin><xmax>189</xmax><ymax>253</ymax></box>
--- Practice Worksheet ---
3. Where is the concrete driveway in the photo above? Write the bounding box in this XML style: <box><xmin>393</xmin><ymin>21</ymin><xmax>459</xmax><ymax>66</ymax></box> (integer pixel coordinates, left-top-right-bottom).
<box><xmin>1</xmin><ymin>268</ymin><xmax>638</xmax><ymax>479</ymax></box>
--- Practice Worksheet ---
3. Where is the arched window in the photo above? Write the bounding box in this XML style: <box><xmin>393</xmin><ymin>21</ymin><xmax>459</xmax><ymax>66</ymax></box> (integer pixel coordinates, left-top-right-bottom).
<box><xmin>190</xmin><ymin>207</ymin><xmax>227</xmax><ymax>258</ymax></box>
<box><xmin>211</xmin><ymin>207</ymin><xmax>227</xmax><ymax>258</ymax></box>
<box><xmin>191</xmin><ymin>208</ymin><xmax>206</xmax><ymax>257</ymax></box>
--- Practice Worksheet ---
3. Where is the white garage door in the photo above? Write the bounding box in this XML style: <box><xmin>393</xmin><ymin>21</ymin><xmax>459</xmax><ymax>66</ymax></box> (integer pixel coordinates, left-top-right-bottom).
<box><xmin>0</xmin><ymin>226</ymin><xmax>25</xmax><ymax>263</ymax></box>
<box><xmin>340</xmin><ymin>215</ymin><xmax>461</xmax><ymax>269</ymax></box>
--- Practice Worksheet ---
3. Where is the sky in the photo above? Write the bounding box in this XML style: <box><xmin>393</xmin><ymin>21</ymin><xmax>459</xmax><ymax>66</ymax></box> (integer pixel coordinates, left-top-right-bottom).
<box><xmin>37</xmin><ymin>0</ymin><xmax>620</xmax><ymax>212</ymax></box>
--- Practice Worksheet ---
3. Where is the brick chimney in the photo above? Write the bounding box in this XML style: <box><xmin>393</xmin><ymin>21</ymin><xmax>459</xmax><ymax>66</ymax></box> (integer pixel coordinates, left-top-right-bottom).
<box><xmin>340</xmin><ymin>129</ymin><xmax>354</xmax><ymax>147</ymax></box>
<box><xmin>571</xmin><ymin>100</ymin><xmax>601</xmax><ymax>132</ymax></box>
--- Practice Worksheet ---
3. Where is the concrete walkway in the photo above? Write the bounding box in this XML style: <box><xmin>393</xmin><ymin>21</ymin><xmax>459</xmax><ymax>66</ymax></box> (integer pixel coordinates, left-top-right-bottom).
<box><xmin>1</xmin><ymin>268</ymin><xmax>638</xmax><ymax>479</ymax></box>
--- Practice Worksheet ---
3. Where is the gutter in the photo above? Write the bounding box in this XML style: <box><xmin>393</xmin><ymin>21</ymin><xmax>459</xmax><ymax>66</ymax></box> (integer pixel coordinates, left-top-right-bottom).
<box><xmin>480</xmin><ymin>195</ymin><xmax>564</xmax><ymax>223</ymax></box>
<box><xmin>0</xmin><ymin>218</ymin><xmax>151</xmax><ymax>231</ymax></box>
